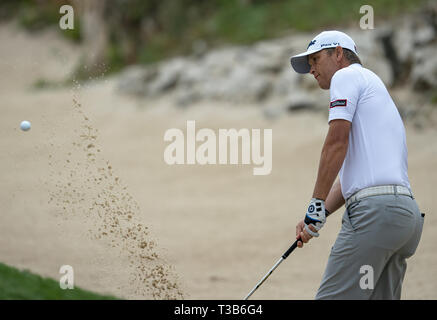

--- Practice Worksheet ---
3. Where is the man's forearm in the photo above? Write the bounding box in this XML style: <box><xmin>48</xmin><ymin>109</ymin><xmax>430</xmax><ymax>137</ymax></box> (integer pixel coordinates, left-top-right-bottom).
<box><xmin>312</xmin><ymin>141</ymin><xmax>348</xmax><ymax>200</ymax></box>
<box><xmin>324</xmin><ymin>179</ymin><xmax>345</xmax><ymax>214</ymax></box>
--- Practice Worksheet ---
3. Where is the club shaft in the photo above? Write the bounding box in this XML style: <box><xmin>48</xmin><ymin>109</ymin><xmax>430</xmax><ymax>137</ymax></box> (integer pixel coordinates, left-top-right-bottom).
<box><xmin>244</xmin><ymin>211</ymin><xmax>331</xmax><ymax>299</ymax></box>
<box><xmin>244</xmin><ymin>239</ymin><xmax>300</xmax><ymax>300</ymax></box>
<box><xmin>244</xmin><ymin>256</ymin><xmax>285</xmax><ymax>300</ymax></box>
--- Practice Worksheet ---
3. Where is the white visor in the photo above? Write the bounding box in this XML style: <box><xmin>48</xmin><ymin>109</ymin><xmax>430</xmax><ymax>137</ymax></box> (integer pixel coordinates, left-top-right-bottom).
<box><xmin>290</xmin><ymin>30</ymin><xmax>358</xmax><ymax>74</ymax></box>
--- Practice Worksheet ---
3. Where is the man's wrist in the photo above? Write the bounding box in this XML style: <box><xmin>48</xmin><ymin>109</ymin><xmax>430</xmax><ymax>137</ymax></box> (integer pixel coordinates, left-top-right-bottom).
<box><xmin>312</xmin><ymin>195</ymin><xmax>326</xmax><ymax>201</ymax></box>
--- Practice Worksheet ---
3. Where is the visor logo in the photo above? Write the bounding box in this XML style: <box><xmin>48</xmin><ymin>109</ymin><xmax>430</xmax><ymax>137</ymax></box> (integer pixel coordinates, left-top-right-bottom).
<box><xmin>307</xmin><ymin>40</ymin><xmax>316</xmax><ymax>49</ymax></box>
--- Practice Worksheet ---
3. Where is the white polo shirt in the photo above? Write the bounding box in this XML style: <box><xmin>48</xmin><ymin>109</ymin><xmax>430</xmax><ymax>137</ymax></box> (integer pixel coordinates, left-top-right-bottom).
<box><xmin>328</xmin><ymin>63</ymin><xmax>411</xmax><ymax>199</ymax></box>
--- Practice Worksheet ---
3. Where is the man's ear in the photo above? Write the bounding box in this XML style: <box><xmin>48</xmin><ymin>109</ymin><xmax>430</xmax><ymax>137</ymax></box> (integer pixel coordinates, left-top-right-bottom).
<box><xmin>335</xmin><ymin>46</ymin><xmax>343</xmax><ymax>63</ymax></box>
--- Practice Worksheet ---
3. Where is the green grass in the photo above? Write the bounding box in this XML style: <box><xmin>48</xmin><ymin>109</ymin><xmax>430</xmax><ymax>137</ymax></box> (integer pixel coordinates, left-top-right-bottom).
<box><xmin>0</xmin><ymin>262</ymin><xmax>119</xmax><ymax>300</ymax></box>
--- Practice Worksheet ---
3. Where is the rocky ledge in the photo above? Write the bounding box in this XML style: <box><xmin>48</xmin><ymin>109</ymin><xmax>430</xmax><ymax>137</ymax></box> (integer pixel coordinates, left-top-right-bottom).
<box><xmin>116</xmin><ymin>2</ymin><xmax>437</xmax><ymax>129</ymax></box>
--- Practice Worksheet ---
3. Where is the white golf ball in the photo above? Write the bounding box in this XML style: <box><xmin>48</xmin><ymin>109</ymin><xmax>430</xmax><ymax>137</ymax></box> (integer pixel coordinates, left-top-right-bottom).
<box><xmin>20</xmin><ymin>120</ymin><xmax>31</xmax><ymax>131</ymax></box>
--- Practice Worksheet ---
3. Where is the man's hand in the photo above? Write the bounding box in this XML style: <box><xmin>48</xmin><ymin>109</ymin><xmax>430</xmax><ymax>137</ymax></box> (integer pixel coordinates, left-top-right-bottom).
<box><xmin>304</xmin><ymin>198</ymin><xmax>326</xmax><ymax>236</ymax></box>
<box><xmin>296</xmin><ymin>198</ymin><xmax>327</xmax><ymax>248</ymax></box>
<box><xmin>296</xmin><ymin>220</ymin><xmax>318</xmax><ymax>248</ymax></box>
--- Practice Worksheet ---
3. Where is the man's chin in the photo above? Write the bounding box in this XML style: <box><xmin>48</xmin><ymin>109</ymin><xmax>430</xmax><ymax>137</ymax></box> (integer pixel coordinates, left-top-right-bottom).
<box><xmin>317</xmin><ymin>82</ymin><xmax>329</xmax><ymax>90</ymax></box>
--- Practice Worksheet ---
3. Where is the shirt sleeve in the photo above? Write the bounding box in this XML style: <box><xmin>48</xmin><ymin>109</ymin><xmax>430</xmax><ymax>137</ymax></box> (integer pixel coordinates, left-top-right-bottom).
<box><xmin>328</xmin><ymin>67</ymin><xmax>362</xmax><ymax>123</ymax></box>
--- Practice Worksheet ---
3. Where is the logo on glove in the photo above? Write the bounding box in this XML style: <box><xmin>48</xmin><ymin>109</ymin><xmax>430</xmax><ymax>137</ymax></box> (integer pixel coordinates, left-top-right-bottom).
<box><xmin>303</xmin><ymin>198</ymin><xmax>327</xmax><ymax>238</ymax></box>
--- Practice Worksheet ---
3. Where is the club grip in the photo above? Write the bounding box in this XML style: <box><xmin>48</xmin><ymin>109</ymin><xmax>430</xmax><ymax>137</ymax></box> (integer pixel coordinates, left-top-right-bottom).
<box><xmin>282</xmin><ymin>209</ymin><xmax>330</xmax><ymax>259</ymax></box>
<box><xmin>281</xmin><ymin>239</ymin><xmax>299</xmax><ymax>259</ymax></box>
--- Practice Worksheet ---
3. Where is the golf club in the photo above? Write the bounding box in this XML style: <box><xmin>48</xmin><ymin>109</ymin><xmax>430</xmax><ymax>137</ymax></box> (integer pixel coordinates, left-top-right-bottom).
<box><xmin>244</xmin><ymin>211</ymin><xmax>331</xmax><ymax>300</ymax></box>
<box><xmin>244</xmin><ymin>238</ymin><xmax>300</xmax><ymax>300</ymax></box>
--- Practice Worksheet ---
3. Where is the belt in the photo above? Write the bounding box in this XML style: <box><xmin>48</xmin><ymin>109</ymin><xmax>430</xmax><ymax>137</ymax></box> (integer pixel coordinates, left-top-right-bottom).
<box><xmin>345</xmin><ymin>185</ymin><xmax>413</xmax><ymax>208</ymax></box>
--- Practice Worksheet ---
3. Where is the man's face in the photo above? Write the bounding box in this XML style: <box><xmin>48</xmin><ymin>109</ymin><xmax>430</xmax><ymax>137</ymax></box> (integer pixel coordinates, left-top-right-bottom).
<box><xmin>308</xmin><ymin>49</ymin><xmax>340</xmax><ymax>90</ymax></box>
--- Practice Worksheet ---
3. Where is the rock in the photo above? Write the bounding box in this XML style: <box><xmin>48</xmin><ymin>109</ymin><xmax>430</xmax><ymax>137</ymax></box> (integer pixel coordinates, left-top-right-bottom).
<box><xmin>414</xmin><ymin>24</ymin><xmax>435</xmax><ymax>46</ymax></box>
<box><xmin>361</xmin><ymin>52</ymin><xmax>393</xmax><ymax>88</ymax></box>
<box><xmin>175</xmin><ymin>89</ymin><xmax>201</xmax><ymax>107</ymax></box>
<box><xmin>272</xmin><ymin>67</ymin><xmax>300</xmax><ymax>96</ymax></box>
<box><xmin>411</xmin><ymin>45</ymin><xmax>437</xmax><ymax>90</ymax></box>
<box><xmin>116</xmin><ymin>65</ymin><xmax>156</xmax><ymax>96</ymax></box>
<box><xmin>147</xmin><ymin>58</ymin><xmax>186</xmax><ymax>95</ymax></box>
<box><xmin>240</xmin><ymin>41</ymin><xmax>284</xmax><ymax>73</ymax></box>
<box><xmin>421</xmin><ymin>0</ymin><xmax>437</xmax><ymax>34</ymax></box>
<box><xmin>285</xmin><ymin>92</ymin><xmax>317</xmax><ymax>111</ymax></box>
<box><xmin>202</xmin><ymin>47</ymin><xmax>241</xmax><ymax>77</ymax></box>
<box><xmin>345</xmin><ymin>28</ymin><xmax>394</xmax><ymax>86</ymax></box>
<box><xmin>287</xmin><ymin>91</ymin><xmax>321</xmax><ymax>112</ymax></box>
<box><xmin>199</xmin><ymin>65</ymin><xmax>271</xmax><ymax>102</ymax></box>
<box><xmin>391</xmin><ymin>21</ymin><xmax>415</xmax><ymax>63</ymax></box>
<box><xmin>374</xmin><ymin>27</ymin><xmax>404</xmax><ymax>86</ymax></box>
<box><xmin>382</xmin><ymin>2</ymin><xmax>437</xmax><ymax>86</ymax></box>
<box><xmin>263</xmin><ymin>90</ymin><xmax>328</xmax><ymax>119</ymax></box>
<box><xmin>178</xmin><ymin>60</ymin><xmax>205</xmax><ymax>87</ymax></box>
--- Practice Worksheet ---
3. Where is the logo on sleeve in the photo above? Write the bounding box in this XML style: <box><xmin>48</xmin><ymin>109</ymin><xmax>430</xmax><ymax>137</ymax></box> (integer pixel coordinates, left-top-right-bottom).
<box><xmin>330</xmin><ymin>99</ymin><xmax>347</xmax><ymax>108</ymax></box>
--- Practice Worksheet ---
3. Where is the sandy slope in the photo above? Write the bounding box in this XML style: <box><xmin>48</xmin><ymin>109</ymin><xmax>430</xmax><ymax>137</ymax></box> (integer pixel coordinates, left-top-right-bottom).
<box><xmin>0</xmin><ymin>22</ymin><xmax>436</xmax><ymax>299</ymax></box>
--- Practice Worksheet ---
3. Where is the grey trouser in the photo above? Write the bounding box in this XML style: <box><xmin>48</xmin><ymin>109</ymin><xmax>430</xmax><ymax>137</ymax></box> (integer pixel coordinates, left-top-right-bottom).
<box><xmin>315</xmin><ymin>194</ymin><xmax>424</xmax><ymax>300</ymax></box>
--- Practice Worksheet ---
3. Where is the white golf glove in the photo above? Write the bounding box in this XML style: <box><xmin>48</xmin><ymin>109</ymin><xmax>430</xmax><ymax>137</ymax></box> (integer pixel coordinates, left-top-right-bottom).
<box><xmin>304</xmin><ymin>198</ymin><xmax>326</xmax><ymax>237</ymax></box>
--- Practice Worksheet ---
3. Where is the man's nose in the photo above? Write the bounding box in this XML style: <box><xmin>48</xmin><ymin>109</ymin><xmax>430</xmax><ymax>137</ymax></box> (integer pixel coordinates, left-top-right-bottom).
<box><xmin>309</xmin><ymin>64</ymin><xmax>315</xmax><ymax>75</ymax></box>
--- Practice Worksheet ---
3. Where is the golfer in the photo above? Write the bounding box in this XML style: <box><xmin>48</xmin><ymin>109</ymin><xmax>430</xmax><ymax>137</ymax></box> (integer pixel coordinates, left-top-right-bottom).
<box><xmin>290</xmin><ymin>30</ymin><xmax>424</xmax><ymax>299</ymax></box>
